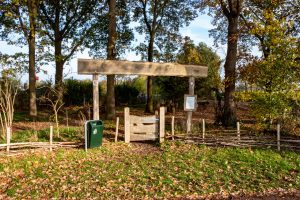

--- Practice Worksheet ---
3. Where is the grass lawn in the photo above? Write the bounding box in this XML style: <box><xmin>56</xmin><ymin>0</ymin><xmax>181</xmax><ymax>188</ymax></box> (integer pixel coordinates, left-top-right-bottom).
<box><xmin>0</xmin><ymin>142</ymin><xmax>299</xmax><ymax>199</ymax></box>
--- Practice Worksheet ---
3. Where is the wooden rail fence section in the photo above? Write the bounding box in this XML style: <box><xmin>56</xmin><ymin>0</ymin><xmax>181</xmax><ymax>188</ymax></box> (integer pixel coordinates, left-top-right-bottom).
<box><xmin>124</xmin><ymin>107</ymin><xmax>165</xmax><ymax>143</ymax></box>
<box><xmin>1</xmin><ymin>125</ymin><xmax>82</xmax><ymax>155</ymax></box>
<box><xmin>166</xmin><ymin>120</ymin><xmax>300</xmax><ymax>151</ymax></box>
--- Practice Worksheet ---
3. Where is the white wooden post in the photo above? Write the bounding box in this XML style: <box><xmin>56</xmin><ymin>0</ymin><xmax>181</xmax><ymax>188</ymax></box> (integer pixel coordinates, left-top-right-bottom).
<box><xmin>171</xmin><ymin>116</ymin><xmax>175</xmax><ymax>140</ymax></box>
<box><xmin>159</xmin><ymin>107</ymin><xmax>165</xmax><ymax>143</ymax></box>
<box><xmin>187</xmin><ymin>77</ymin><xmax>195</xmax><ymax>133</ymax></box>
<box><xmin>237</xmin><ymin>122</ymin><xmax>240</xmax><ymax>142</ymax></box>
<box><xmin>92</xmin><ymin>74</ymin><xmax>99</xmax><ymax>120</ymax></box>
<box><xmin>50</xmin><ymin>126</ymin><xmax>53</xmax><ymax>152</ymax></box>
<box><xmin>277</xmin><ymin>124</ymin><xmax>280</xmax><ymax>151</ymax></box>
<box><xmin>124</xmin><ymin>107</ymin><xmax>130</xmax><ymax>143</ymax></box>
<box><xmin>115</xmin><ymin>117</ymin><xmax>119</xmax><ymax>142</ymax></box>
<box><xmin>6</xmin><ymin>127</ymin><xmax>11</xmax><ymax>153</ymax></box>
<box><xmin>202</xmin><ymin>119</ymin><xmax>205</xmax><ymax>139</ymax></box>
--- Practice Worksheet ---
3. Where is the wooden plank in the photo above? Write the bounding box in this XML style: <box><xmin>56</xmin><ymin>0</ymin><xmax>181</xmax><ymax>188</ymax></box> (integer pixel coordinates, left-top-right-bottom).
<box><xmin>202</xmin><ymin>119</ymin><xmax>205</xmax><ymax>139</ymax></box>
<box><xmin>50</xmin><ymin>126</ymin><xmax>53</xmax><ymax>152</ymax></box>
<box><xmin>124</xmin><ymin>107</ymin><xmax>130</xmax><ymax>143</ymax></box>
<box><xmin>78</xmin><ymin>59</ymin><xmax>208</xmax><ymax>77</ymax></box>
<box><xmin>277</xmin><ymin>124</ymin><xmax>280</xmax><ymax>151</ymax></box>
<box><xmin>237</xmin><ymin>122</ymin><xmax>240</xmax><ymax>142</ymax></box>
<box><xmin>93</xmin><ymin>74</ymin><xmax>99</xmax><ymax>120</ymax></box>
<box><xmin>6</xmin><ymin>127</ymin><xmax>11</xmax><ymax>153</ymax></box>
<box><xmin>130</xmin><ymin>133</ymin><xmax>157</xmax><ymax>141</ymax></box>
<box><xmin>171</xmin><ymin>116</ymin><xmax>175</xmax><ymax>140</ymax></box>
<box><xmin>130</xmin><ymin>115</ymin><xmax>158</xmax><ymax>134</ymax></box>
<box><xmin>115</xmin><ymin>117</ymin><xmax>119</xmax><ymax>142</ymax></box>
<box><xmin>159</xmin><ymin>107</ymin><xmax>165</xmax><ymax>143</ymax></box>
<box><xmin>130</xmin><ymin>123</ymin><xmax>157</xmax><ymax>134</ymax></box>
<box><xmin>130</xmin><ymin>115</ymin><xmax>157</xmax><ymax>124</ymax></box>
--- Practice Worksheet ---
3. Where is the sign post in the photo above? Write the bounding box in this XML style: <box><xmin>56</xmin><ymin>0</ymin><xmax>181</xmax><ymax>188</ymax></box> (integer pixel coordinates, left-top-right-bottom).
<box><xmin>185</xmin><ymin>76</ymin><xmax>197</xmax><ymax>134</ymax></box>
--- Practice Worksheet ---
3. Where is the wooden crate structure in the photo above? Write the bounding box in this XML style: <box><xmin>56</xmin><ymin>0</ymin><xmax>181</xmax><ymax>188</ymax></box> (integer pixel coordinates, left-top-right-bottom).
<box><xmin>124</xmin><ymin>107</ymin><xmax>165</xmax><ymax>143</ymax></box>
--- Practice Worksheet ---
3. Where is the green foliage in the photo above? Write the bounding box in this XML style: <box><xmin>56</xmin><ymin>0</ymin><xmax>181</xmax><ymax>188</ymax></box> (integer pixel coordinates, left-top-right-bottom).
<box><xmin>115</xmin><ymin>80</ymin><xmax>144</xmax><ymax>106</ymax></box>
<box><xmin>63</xmin><ymin>79</ymin><xmax>103</xmax><ymax>106</ymax></box>
<box><xmin>237</xmin><ymin>7</ymin><xmax>300</xmax><ymax>127</ymax></box>
<box><xmin>155</xmin><ymin>38</ymin><xmax>221</xmax><ymax>105</ymax></box>
<box><xmin>250</xmin><ymin>92</ymin><xmax>292</xmax><ymax>124</ymax></box>
<box><xmin>86</xmin><ymin>0</ymin><xmax>133</xmax><ymax>59</ymax></box>
<box><xmin>0</xmin><ymin>142</ymin><xmax>299</xmax><ymax>198</ymax></box>
<box><xmin>131</xmin><ymin>0</ymin><xmax>198</xmax><ymax>61</ymax></box>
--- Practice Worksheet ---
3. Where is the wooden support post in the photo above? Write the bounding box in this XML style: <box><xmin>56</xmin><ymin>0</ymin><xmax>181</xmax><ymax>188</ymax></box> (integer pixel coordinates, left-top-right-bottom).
<box><xmin>202</xmin><ymin>119</ymin><xmax>205</xmax><ymax>139</ymax></box>
<box><xmin>6</xmin><ymin>127</ymin><xmax>11</xmax><ymax>153</ymax></box>
<box><xmin>124</xmin><ymin>107</ymin><xmax>130</xmax><ymax>143</ymax></box>
<box><xmin>171</xmin><ymin>116</ymin><xmax>175</xmax><ymax>140</ymax></box>
<box><xmin>66</xmin><ymin>110</ymin><xmax>69</xmax><ymax>132</ymax></box>
<box><xmin>92</xmin><ymin>74</ymin><xmax>99</xmax><ymax>120</ymax></box>
<box><xmin>159</xmin><ymin>107</ymin><xmax>165</xmax><ymax>143</ymax></box>
<box><xmin>50</xmin><ymin>126</ymin><xmax>53</xmax><ymax>152</ymax></box>
<box><xmin>277</xmin><ymin>124</ymin><xmax>280</xmax><ymax>151</ymax></box>
<box><xmin>115</xmin><ymin>117</ymin><xmax>119</xmax><ymax>142</ymax></box>
<box><xmin>237</xmin><ymin>122</ymin><xmax>240</xmax><ymax>142</ymax></box>
<box><xmin>187</xmin><ymin>77</ymin><xmax>195</xmax><ymax>133</ymax></box>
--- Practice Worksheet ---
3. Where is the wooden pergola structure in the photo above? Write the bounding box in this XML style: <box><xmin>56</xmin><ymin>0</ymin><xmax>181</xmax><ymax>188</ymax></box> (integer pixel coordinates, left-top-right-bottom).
<box><xmin>77</xmin><ymin>59</ymin><xmax>208</xmax><ymax>132</ymax></box>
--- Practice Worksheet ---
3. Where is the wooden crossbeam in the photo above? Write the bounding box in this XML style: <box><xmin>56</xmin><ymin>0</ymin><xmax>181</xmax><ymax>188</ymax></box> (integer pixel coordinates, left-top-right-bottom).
<box><xmin>78</xmin><ymin>59</ymin><xmax>208</xmax><ymax>77</ymax></box>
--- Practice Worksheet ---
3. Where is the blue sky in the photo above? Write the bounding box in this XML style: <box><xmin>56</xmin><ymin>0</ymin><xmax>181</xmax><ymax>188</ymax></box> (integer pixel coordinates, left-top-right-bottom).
<box><xmin>1</xmin><ymin>14</ymin><xmax>226</xmax><ymax>83</ymax></box>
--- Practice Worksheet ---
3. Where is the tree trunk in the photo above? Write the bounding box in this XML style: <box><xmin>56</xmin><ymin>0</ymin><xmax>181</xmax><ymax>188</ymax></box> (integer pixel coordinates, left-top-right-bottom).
<box><xmin>222</xmin><ymin>17</ymin><xmax>238</xmax><ymax>127</ymax></box>
<box><xmin>54</xmin><ymin>39</ymin><xmax>64</xmax><ymax>100</ymax></box>
<box><xmin>105</xmin><ymin>0</ymin><xmax>117</xmax><ymax>120</ymax></box>
<box><xmin>28</xmin><ymin>0</ymin><xmax>38</xmax><ymax>117</ymax></box>
<box><xmin>106</xmin><ymin>75</ymin><xmax>115</xmax><ymax>119</ymax></box>
<box><xmin>145</xmin><ymin>34</ymin><xmax>154</xmax><ymax>113</ymax></box>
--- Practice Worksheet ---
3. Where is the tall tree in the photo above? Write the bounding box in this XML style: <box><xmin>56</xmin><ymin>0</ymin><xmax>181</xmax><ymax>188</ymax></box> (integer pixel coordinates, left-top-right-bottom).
<box><xmin>106</xmin><ymin>0</ymin><xmax>117</xmax><ymax>120</ymax></box>
<box><xmin>38</xmin><ymin>0</ymin><xmax>105</xmax><ymax>98</ymax></box>
<box><xmin>131</xmin><ymin>0</ymin><xmax>198</xmax><ymax>113</ymax></box>
<box><xmin>199</xmin><ymin>0</ymin><xmax>243</xmax><ymax>126</ymax></box>
<box><xmin>220</xmin><ymin>0</ymin><xmax>243</xmax><ymax>127</ymax></box>
<box><xmin>237</xmin><ymin>0</ymin><xmax>299</xmax><ymax>128</ymax></box>
<box><xmin>0</xmin><ymin>0</ymin><xmax>39</xmax><ymax>117</ymax></box>
<box><xmin>86</xmin><ymin>0</ymin><xmax>133</xmax><ymax>119</ymax></box>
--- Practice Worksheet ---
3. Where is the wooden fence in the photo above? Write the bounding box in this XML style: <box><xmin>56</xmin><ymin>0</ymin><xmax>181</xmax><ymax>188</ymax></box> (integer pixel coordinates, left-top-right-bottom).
<box><xmin>165</xmin><ymin>119</ymin><xmax>300</xmax><ymax>151</ymax></box>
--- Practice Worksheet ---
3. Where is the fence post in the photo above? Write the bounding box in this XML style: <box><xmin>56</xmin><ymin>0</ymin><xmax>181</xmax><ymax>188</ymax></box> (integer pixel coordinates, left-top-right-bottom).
<box><xmin>171</xmin><ymin>116</ymin><xmax>175</xmax><ymax>140</ymax></box>
<box><xmin>66</xmin><ymin>110</ymin><xmax>69</xmax><ymax>132</ymax></box>
<box><xmin>50</xmin><ymin>126</ymin><xmax>53</xmax><ymax>152</ymax></box>
<box><xmin>6</xmin><ymin>127</ymin><xmax>11</xmax><ymax>153</ymax></box>
<box><xmin>124</xmin><ymin>107</ymin><xmax>130</xmax><ymax>143</ymax></box>
<box><xmin>237</xmin><ymin>122</ymin><xmax>240</xmax><ymax>142</ymax></box>
<box><xmin>277</xmin><ymin>124</ymin><xmax>280</xmax><ymax>151</ymax></box>
<box><xmin>202</xmin><ymin>119</ymin><xmax>205</xmax><ymax>139</ymax></box>
<box><xmin>115</xmin><ymin>117</ymin><xmax>119</xmax><ymax>142</ymax></box>
<box><xmin>159</xmin><ymin>107</ymin><xmax>165</xmax><ymax>143</ymax></box>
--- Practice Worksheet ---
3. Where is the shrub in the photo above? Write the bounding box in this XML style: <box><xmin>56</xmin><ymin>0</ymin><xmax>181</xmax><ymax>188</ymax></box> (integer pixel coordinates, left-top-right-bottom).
<box><xmin>64</xmin><ymin>78</ymin><xmax>103</xmax><ymax>106</ymax></box>
<box><xmin>115</xmin><ymin>83</ymin><xmax>141</xmax><ymax>106</ymax></box>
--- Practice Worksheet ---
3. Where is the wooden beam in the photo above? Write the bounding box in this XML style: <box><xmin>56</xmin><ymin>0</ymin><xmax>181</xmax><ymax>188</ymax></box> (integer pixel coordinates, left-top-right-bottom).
<box><xmin>92</xmin><ymin>74</ymin><xmax>99</xmax><ymax>120</ymax></box>
<box><xmin>78</xmin><ymin>59</ymin><xmax>208</xmax><ymax>77</ymax></box>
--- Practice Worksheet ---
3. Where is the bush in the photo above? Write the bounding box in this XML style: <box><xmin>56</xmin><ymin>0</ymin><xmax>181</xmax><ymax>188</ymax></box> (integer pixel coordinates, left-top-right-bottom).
<box><xmin>115</xmin><ymin>83</ymin><xmax>141</xmax><ymax>106</ymax></box>
<box><xmin>64</xmin><ymin>78</ymin><xmax>103</xmax><ymax>106</ymax></box>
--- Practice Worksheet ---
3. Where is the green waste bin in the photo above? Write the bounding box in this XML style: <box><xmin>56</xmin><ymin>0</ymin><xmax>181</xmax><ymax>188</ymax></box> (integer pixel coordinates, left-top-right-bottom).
<box><xmin>86</xmin><ymin>120</ymin><xmax>103</xmax><ymax>148</ymax></box>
